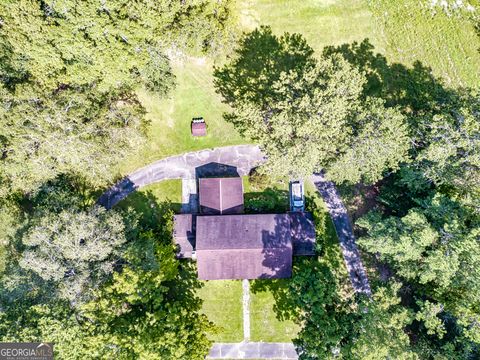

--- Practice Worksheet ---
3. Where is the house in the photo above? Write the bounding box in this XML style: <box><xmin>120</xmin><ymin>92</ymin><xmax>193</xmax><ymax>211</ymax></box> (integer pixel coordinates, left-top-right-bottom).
<box><xmin>173</xmin><ymin>176</ymin><xmax>316</xmax><ymax>280</ymax></box>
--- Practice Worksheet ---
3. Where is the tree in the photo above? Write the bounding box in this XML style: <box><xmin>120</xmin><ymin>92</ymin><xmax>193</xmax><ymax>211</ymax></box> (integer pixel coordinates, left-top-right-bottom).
<box><xmin>80</xmin><ymin>227</ymin><xmax>214</xmax><ymax>359</ymax></box>
<box><xmin>214</xmin><ymin>26</ymin><xmax>410</xmax><ymax>183</ymax></box>
<box><xmin>0</xmin><ymin>0</ymin><xmax>238</xmax><ymax>195</ymax></box>
<box><xmin>19</xmin><ymin>205</ymin><xmax>129</xmax><ymax>304</ymax></box>
<box><xmin>0</xmin><ymin>85</ymin><xmax>146</xmax><ymax>195</ymax></box>
<box><xmin>357</xmin><ymin>194</ymin><xmax>480</xmax><ymax>354</ymax></box>
<box><xmin>414</xmin><ymin>91</ymin><xmax>480</xmax><ymax>196</ymax></box>
<box><xmin>346</xmin><ymin>283</ymin><xmax>416</xmax><ymax>360</ymax></box>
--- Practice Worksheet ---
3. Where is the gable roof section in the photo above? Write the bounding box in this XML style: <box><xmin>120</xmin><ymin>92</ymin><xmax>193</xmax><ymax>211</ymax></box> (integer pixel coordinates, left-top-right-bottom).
<box><xmin>199</xmin><ymin>177</ymin><xmax>244</xmax><ymax>215</ymax></box>
<box><xmin>196</xmin><ymin>214</ymin><xmax>292</xmax><ymax>250</ymax></box>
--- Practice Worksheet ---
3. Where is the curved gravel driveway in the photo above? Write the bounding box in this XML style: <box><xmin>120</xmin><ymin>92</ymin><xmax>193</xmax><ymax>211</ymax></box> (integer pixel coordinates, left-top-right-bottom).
<box><xmin>98</xmin><ymin>144</ymin><xmax>371</xmax><ymax>296</ymax></box>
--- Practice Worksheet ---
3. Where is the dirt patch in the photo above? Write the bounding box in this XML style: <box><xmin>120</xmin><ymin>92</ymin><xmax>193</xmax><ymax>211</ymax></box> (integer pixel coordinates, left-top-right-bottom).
<box><xmin>345</xmin><ymin>183</ymin><xmax>380</xmax><ymax>222</ymax></box>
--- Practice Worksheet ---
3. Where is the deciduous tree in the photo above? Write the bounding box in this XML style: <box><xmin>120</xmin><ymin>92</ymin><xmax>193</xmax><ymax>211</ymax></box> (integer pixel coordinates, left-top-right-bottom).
<box><xmin>214</xmin><ymin>27</ymin><xmax>410</xmax><ymax>183</ymax></box>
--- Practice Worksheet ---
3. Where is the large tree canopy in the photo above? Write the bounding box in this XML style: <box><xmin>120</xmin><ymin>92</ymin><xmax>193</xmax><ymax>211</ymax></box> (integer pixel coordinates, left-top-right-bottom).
<box><xmin>0</xmin><ymin>207</ymin><xmax>214</xmax><ymax>359</ymax></box>
<box><xmin>0</xmin><ymin>0</ymin><xmax>237</xmax><ymax>195</ymax></box>
<box><xmin>19</xmin><ymin>205</ymin><xmax>129</xmax><ymax>303</ymax></box>
<box><xmin>214</xmin><ymin>26</ymin><xmax>410</xmax><ymax>183</ymax></box>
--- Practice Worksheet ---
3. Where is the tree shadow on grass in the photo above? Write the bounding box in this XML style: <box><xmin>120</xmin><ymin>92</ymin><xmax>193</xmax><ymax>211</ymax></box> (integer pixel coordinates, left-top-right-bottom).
<box><xmin>322</xmin><ymin>39</ymin><xmax>454</xmax><ymax>115</ymax></box>
<box><xmin>214</xmin><ymin>26</ymin><xmax>316</xmax><ymax>113</ymax></box>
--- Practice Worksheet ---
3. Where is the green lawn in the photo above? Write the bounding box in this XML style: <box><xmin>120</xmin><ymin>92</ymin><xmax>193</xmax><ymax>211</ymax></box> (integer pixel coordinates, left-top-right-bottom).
<box><xmin>250</xmin><ymin>279</ymin><xmax>300</xmax><ymax>342</ymax></box>
<box><xmin>197</xmin><ymin>280</ymin><xmax>244</xmax><ymax>342</ymax></box>
<box><xmin>116</xmin><ymin>180</ymin><xmax>182</xmax><ymax>214</ymax></box>
<box><xmin>119</xmin><ymin>60</ymin><xmax>245</xmax><ymax>174</ymax></box>
<box><xmin>240</xmin><ymin>0</ymin><xmax>383</xmax><ymax>54</ymax></box>
<box><xmin>369</xmin><ymin>0</ymin><xmax>480</xmax><ymax>88</ymax></box>
<box><xmin>117</xmin><ymin>0</ymin><xmax>479</xmax><ymax>176</ymax></box>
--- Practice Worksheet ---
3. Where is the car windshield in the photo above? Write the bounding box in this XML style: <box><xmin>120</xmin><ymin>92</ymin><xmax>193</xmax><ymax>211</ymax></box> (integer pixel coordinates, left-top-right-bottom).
<box><xmin>292</xmin><ymin>184</ymin><xmax>302</xmax><ymax>198</ymax></box>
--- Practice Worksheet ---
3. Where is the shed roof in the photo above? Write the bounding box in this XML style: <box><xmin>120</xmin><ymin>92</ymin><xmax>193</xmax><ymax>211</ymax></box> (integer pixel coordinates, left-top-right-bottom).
<box><xmin>191</xmin><ymin>120</ymin><xmax>207</xmax><ymax>137</ymax></box>
<box><xmin>199</xmin><ymin>177</ymin><xmax>244</xmax><ymax>215</ymax></box>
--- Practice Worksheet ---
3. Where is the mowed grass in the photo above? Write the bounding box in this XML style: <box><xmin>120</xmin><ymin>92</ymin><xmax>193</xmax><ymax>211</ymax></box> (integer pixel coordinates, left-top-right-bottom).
<box><xmin>116</xmin><ymin>180</ymin><xmax>182</xmax><ymax>214</ymax></box>
<box><xmin>250</xmin><ymin>279</ymin><xmax>300</xmax><ymax>342</ymax></box>
<box><xmin>119</xmin><ymin>60</ymin><xmax>245</xmax><ymax>174</ymax></box>
<box><xmin>369</xmin><ymin>0</ymin><xmax>480</xmax><ymax>88</ymax></box>
<box><xmin>239</xmin><ymin>0</ymin><xmax>384</xmax><ymax>54</ymax></box>
<box><xmin>197</xmin><ymin>280</ymin><xmax>244</xmax><ymax>342</ymax></box>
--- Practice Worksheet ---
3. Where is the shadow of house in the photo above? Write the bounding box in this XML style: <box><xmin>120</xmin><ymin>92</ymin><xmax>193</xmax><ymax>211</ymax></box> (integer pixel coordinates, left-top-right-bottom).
<box><xmin>195</xmin><ymin>162</ymin><xmax>240</xmax><ymax>179</ymax></box>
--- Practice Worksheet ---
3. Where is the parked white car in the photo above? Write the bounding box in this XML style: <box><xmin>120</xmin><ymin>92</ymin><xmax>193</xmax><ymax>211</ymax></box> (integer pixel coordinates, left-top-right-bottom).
<box><xmin>289</xmin><ymin>180</ymin><xmax>305</xmax><ymax>212</ymax></box>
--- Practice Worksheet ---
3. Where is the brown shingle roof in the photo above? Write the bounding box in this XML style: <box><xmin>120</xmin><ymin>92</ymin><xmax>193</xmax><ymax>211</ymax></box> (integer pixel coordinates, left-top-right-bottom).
<box><xmin>173</xmin><ymin>214</ymin><xmax>195</xmax><ymax>258</ymax></box>
<box><xmin>289</xmin><ymin>212</ymin><xmax>316</xmax><ymax>255</ymax></box>
<box><xmin>199</xmin><ymin>177</ymin><xmax>244</xmax><ymax>215</ymax></box>
<box><xmin>191</xmin><ymin>119</ymin><xmax>207</xmax><ymax>136</ymax></box>
<box><xmin>196</xmin><ymin>214</ymin><xmax>292</xmax><ymax>280</ymax></box>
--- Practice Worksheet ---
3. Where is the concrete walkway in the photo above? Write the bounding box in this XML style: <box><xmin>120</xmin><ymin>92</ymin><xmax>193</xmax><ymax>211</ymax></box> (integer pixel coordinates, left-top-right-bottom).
<box><xmin>311</xmin><ymin>173</ymin><xmax>372</xmax><ymax>296</ymax></box>
<box><xmin>207</xmin><ymin>343</ymin><xmax>298</xmax><ymax>359</ymax></box>
<box><xmin>98</xmin><ymin>145</ymin><xmax>265</xmax><ymax>209</ymax></box>
<box><xmin>181</xmin><ymin>178</ymin><xmax>198</xmax><ymax>213</ymax></box>
<box><xmin>242</xmin><ymin>280</ymin><xmax>251</xmax><ymax>341</ymax></box>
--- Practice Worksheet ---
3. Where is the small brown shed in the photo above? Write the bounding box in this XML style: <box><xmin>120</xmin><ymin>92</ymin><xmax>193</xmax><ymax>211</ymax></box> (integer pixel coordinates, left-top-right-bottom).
<box><xmin>199</xmin><ymin>177</ymin><xmax>244</xmax><ymax>215</ymax></box>
<box><xmin>191</xmin><ymin>118</ymin><xmax>207</xmax><ymax>137</ymax></box>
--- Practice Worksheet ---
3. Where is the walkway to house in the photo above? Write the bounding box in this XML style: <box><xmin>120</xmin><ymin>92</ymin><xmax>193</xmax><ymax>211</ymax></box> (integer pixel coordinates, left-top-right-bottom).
<box><xmin>207</xmin><ymin>342</ymin><xmax>298</xmax><ymax>359</ymax></box>
<box><xmin>207</xmin><ymin>279</ymin><xmax>298</xmax><ymax>360</ymax></box>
